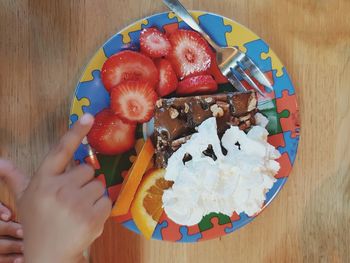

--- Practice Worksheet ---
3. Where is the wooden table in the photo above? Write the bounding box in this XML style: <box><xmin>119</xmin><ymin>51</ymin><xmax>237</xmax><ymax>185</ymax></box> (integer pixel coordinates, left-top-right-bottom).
<box><xmin>1</xmin><ymin>0</ymin><xmax>350</xmax><ymax>262</ymax></box>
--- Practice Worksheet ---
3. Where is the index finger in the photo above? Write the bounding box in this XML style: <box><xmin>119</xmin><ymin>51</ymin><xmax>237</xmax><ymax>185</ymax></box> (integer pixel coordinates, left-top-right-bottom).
<box><xmin>39</xmin><ymin>113</ymin><xmax>94</xmax><ymax>175</ymax></box>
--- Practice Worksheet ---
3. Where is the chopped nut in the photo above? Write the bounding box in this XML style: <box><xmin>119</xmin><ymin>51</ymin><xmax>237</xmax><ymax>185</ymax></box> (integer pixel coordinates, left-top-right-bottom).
<box><xmin>216</xmin><ymin>101</ymin><xmax>229</xmax><ymax>110</ymax></box>
<box><xmin>245</xmin><ymin>119</ymin><xmax>251</xmax><ymax>127</ymax></box>
<box><xmin>210</xmin><ymin>104</ymin><xmax>224</xmax><ymax>118</ymax></box>
<box><xmin>171</xmin><ymin>135</ymin><xmax>192</xmax><ymax>147</ymax></box>
<box><xmin>247</xmin><ymin>95</ymin><xmax>257</xmax><ymax>112</ymax></box>
<box><xmin>204</xmin><ymin>97</ymin><xmax>214</xmax><ymax>103</ymax></box>
<box><xmin>239</xmin><ymin>114</ymin><xmax>251</xmax><ymax>122</ymax></box>
<box><xmin>169</xmin><ymin>107</ymin><xmax>179</xmax><ymax>119</ymax></box>
<box><xmin>184</xmin><ymin>103</ymin><xmax>190</xmax><ymax>113</ymax></box>
<box><xmin>156</xmin><ymin>99</ymin><xmax>163</xmax><ymax>108</ymax></box>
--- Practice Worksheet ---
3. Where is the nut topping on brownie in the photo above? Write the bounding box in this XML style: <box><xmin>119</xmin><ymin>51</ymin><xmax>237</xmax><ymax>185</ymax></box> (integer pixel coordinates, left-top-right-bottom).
<box><xmin>154</xmin><ymin>91</ymin><xmax>258</xmax><ymax>168</ymax></box>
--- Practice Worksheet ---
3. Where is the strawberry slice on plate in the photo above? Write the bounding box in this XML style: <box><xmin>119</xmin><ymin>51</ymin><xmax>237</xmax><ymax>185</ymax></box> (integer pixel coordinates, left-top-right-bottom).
<box><xmin>176</xmin><ymin>74</ymin><xmax>218</xmax><ymax>96</ymax></box>
<box><xmin>101</xmin><ymin>50</ymin><xmax>158</xmax><ymax>92</ymax></box>
<box><xmin>87</xmin><ymin>109</ymin><xmax>136</xmax><ymax>155</ymax></box>
<box><xmin>154</xmin><ymin>59</ymin><xmax>178</xmax><ymax>97</ymax></box>
<box><xmin>111</xmin><ymin>81</ymin><xmax>158</xmax><ymax>123</ymax></box>
<box><xmin>167</xmin><ymin>29</ymin><xmax>212</xmax><ymax>79</ymax></box>
<box><xmin>140</xmin><ymin>28</ymin><xmax>171</xmax><ymax>58</ymax></box>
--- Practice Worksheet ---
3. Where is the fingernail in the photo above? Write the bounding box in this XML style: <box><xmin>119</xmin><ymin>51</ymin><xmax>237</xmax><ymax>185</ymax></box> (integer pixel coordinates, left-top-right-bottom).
<box><xmin>1</xmin><ymin>213</ymin><xmax>10</xmax><ymax>221</ymax></box>
<box><xmin>16</xmin><ymin>228</ymin><xmax>23</xmax><ymax>237</ymax></box>
<box><xmin>79</xmin><ymin>113</ymin><xmax>94</xmax><ymax>125</ymax></box>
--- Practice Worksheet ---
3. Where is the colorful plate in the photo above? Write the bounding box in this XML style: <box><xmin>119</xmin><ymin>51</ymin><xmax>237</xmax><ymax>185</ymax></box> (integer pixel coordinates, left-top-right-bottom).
<box><xmin>69</xmin><ymin>11</ymin><xmax>300</xmax><ymax>242</ymax></box>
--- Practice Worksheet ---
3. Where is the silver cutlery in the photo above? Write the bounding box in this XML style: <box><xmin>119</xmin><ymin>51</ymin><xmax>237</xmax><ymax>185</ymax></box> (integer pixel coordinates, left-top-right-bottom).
<box><xmin>163</xmin><ymin>0</ymin><xmax>273</xmax><ymax>96</ymax></box>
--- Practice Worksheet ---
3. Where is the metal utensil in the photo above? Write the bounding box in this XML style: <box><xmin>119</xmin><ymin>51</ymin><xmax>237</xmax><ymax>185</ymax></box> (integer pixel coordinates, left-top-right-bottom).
<box><xmin>163</xmin><ymin>0</ymin><xmax>273</xmax><ymax>95</ymax></box>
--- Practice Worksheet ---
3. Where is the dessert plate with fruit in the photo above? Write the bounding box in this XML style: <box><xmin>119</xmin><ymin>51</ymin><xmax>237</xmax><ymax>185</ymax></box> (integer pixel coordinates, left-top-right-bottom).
<box><xmin>69</xmin><ymin>11</ymin><xmax>300</xmax><ymax>242</ymax></box>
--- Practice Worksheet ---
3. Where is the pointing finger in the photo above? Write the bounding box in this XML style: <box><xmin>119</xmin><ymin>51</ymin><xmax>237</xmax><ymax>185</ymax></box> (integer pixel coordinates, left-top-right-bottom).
<box><xmin>39</xmin><ymin>113</ymin><xmax>94</xmax><ymax>175</ymax></box>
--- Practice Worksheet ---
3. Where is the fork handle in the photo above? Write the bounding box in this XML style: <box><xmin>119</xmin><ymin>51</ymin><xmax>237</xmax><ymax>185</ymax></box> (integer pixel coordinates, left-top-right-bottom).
<box><xmin>163</xmin><ymin>0</ymin><xmax>220</xmax><ymax>49</ymax></box>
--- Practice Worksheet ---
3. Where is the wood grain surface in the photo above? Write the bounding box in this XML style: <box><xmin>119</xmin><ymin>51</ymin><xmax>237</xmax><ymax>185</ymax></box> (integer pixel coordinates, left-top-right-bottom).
<box><xmin>1</xmin><ymin>0</ymin><xmax>350</xmax><ymax>262</ymax></box>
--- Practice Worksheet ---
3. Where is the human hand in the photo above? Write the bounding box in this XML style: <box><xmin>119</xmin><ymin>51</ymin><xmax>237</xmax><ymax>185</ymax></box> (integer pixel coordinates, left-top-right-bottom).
<box><xmin>1</xmin><ymin>113</ymin><xmax>112</xmax><ymax>263</ymax></box>
<box><xmin>0</xmin><ymin>202</ymin><xmax>23</xmax><ymax>263</ymax></box>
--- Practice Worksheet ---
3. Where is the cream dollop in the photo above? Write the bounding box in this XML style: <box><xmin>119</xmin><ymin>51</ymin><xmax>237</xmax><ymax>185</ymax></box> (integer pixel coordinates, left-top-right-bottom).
<box><xmin>162</xmin><ymin>116</ymin><xmax>281</xmax><ymax>226</ymax></box>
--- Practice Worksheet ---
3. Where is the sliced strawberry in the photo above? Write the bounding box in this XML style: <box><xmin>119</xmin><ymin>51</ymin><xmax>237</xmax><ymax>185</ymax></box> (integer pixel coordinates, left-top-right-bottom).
<box><xmin>209</xmin><ymin>52</ymin><xmax>229</xmax><ymax>84</ymax></box>
<box><xmin>154</xmin><ymin>59</ymin><xmax>178</xmax><ymax>97</ymax></box>
<box><xmin>111</xmin><ymin>81</ymin><xmax>158</xmax><ymax>123</ymax></box>
<box><xmin>140</xmin><ymin>28</ymin><xmax>171</xmax><ymax>58</ymax></box>
<box><xmin>176</xmin><ymin>74</ymin><xmax>218</xmax><ymax>95</ymax></box>
<box><xmin>167</xmin><ymin>29</ymin><xmax>212</xmax><ymax>79</ymax></box>
<box><xmin>101</xmin><ymin>50</ymin><xmax>158</xmax><ymax>92</ymax></box>
<box><xmin>87</xmin><ymin>109</ymin><xmax>136</xmax><ymax>155</ymax></box>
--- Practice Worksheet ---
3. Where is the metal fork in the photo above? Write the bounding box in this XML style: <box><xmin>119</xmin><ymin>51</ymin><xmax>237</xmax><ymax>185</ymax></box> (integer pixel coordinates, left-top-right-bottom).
<box><xmin>163</xmin><ymin>0</ymin><xmax>273</xmax><ymax>96</ymax></box>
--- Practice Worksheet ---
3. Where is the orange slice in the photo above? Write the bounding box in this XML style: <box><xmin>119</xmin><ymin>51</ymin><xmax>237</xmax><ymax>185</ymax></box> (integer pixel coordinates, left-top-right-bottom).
<box><xmin>111</xmin><ymin>138</ymin><xmax>154</xmax><ymax>216</ymax></box>
<box><xmin>131</xmin><ymin>169</ymin><xmax>173</xmax><ymax>239</ymax></box>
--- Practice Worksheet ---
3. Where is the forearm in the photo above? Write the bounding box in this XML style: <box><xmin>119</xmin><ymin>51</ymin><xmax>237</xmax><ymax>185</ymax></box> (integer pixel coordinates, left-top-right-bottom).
<box><xmin>24</xmin><ymin>250</ymin><xmax>87</xmax><ymax>263</ymax></box>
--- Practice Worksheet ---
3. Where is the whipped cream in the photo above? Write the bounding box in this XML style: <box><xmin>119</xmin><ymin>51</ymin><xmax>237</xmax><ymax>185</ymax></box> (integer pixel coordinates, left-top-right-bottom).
<box><xmin>162</xmin><ymin>116</ymin><xmax>281</xmax><ymax>226</ymax></box>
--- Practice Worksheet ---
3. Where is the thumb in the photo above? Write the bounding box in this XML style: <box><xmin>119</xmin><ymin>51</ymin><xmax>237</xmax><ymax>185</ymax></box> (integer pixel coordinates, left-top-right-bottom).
<box><xmin>0</xmin><ymin>159</ymin><xmax>29</xmax><ymax>200</ymax></box>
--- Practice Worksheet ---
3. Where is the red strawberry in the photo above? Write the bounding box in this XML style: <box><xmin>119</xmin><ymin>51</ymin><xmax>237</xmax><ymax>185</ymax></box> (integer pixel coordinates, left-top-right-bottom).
<box><xmin>87</xmin><ymin>109</ymin><xmax>136</xmax><ymax>155</ymax></box>
<box><xmin>111</xmin><ymin>81</ymin><xmax>158</xmax><ymax>123</ymax></box>
<box><xmin>140</xmin><ymin>28</ymin><xmax>171</xmax><ymax>58</ymax></box>
<box><xmin>101</xmin><ymin>50</ymin><xmax>158</xmax><ymax>92</ymax></box>
<box><xmin>154</xmin><ymin>59</ymin><xmax>178</xmax><ymax>97</ymax></box>
<box><xmin>176</xmin><ymin>74</ymin><xmax>218</xmax><ymax>95</ymax></box>
<box><xmin>167</xmin><ymin>29</ymin><xmax>212</xmax><ymax>79</ymax></box>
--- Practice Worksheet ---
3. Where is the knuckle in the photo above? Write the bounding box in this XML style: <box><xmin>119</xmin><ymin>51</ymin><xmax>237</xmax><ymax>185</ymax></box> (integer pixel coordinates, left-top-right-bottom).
<box><xmin>55</xmin><ymin>185</ymin><xmax>71</xmax><ymax>205</ymax></box>
<box><xmin>94</xmin><ymin>180</ymin><xmax>105</xmax><ymax>195</ymax></box>
<box><xmin>80</xmin><ymin>164</ymin><xmax>95</xmax><ymax>177</ymax></box>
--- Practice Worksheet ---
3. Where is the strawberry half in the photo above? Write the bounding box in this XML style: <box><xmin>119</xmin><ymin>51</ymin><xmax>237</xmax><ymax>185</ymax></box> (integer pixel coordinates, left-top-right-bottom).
<box><xmin>167</xmin><ymin>29</ymin><xmax>212</xmax><ymax>79</ymax></box>
<box><xmin>87</xmin><ymin>109</ymin><xmax>136</xmax><ymax>155</ymax></box>
<box><xmin>140</xmin><ymin>28</ymin><xmax>171</xmax><ymax>58</ymax></box>
<box><xmin>101</xmin><ymin>50</ymin><xmax>158</xmax><ymax>92</ymax></box>
<box><xmin>176</xmin><ymin>74</ymin><xmax>218</xmax><ymax>96</ymax></box>
<box><xmin>111</xmin><ymin>81</ymin><xmax>158</xmax><ymax>123</ymax></box>
<box><xmin>154</xmin><ymin>59</ymin><xmax>178</xmax><ymax>97</ymax></box>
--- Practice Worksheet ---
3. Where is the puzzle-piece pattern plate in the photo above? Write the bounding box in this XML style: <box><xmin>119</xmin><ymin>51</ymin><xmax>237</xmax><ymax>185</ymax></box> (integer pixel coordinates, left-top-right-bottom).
<box><xmin>276</xmin><ymin>90</ymin><xmax>300</xmax><ymax>138</ymax></box>
<box><xmin>70</xmin><ymin>11</ymin><xmax>300</xmax><ymax>243</ymax></box>
<box><xmin>200</xmin><ymin>217</ymin><xmax>232</xmax><ymax>241</ymax></box>
<box><xmin>156</xmin><ymin>213</ymin><xmax>182</xmax><ymax>241</ymax></box>
<box><xmin>261</xmin><ymin>48</ymin><xmax>284</xmax><ymax>77</ymax></box>
<box><xmin>279</xmin><ymin>131</ymin><xmax>299</xmax><ymax>164</ymax></box>
<box><xmin>273</xmin><ymin>68</ymin><xmax>295</xmax><ymax>99</ymax></box>
<box><xmin>113</xmin><ymin>211</ymin><xmax>133</xmax><ymax>224</ymax></box>
<box><xmin>198</xmin><ymin>212</ymin><xmax>231</xmax><ymax>232</ymax></box>
<box><xmin>225</xmin><ymin>212</ymin><xmax>251</xmax><ymax>234</ymax></box>
<box><xmin>224</xmin><ymin>19</ymin><xmax>259</xmax><ymax>53</ymax></box>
